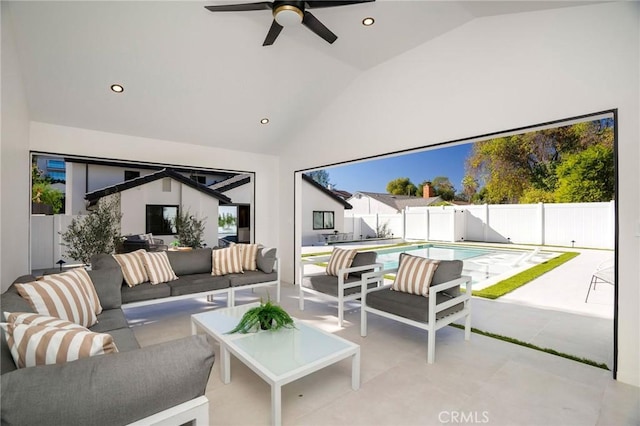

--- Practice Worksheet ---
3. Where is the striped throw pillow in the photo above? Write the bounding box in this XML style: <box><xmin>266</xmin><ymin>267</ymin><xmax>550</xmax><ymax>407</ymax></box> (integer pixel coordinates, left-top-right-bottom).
<box><xmin>392</xmin><ymin>255</ymin><xmax>441</xmax><ymax>297</ymax></box>
<box><xmin>141</xmin><ymin>251</ymin><xmax>178</xmax><ymax>285</ymax></box>
<box><xmin>113</xmin><ymin>250</ymin><xmax>149</xmax><ymax>287</ymax></box>
<box><xmin>0</xmin><ymin>322</ymin><xmax>117</xmax><ymax>369</ymax></box>
<box><xmin>69</xmin><ymin>268</ymin><xmax>102</xmax><ymax>315</ymax></box>
<box><xmin>4</xmin><ymin>312</ymin><xmax>86</xmax><ymax>330</ymax></box>
<box><xmin>15</xmin><ymin>276</ymin><xmax>98</xmax><ymax>328</ymax></box>
<box><xmin>212</xmin><ymin>246</ymin><xmax>243</xmax><ymax>276</ymax></box>
<box><xmin>232</xmin><ymin>243</ymin><xmax>259</xmax><ymax>271</ymax></box>
<box><xmin>326</xmin><ymin>248</ymin><xmax>358</xmax><ymax>278</ymax></box>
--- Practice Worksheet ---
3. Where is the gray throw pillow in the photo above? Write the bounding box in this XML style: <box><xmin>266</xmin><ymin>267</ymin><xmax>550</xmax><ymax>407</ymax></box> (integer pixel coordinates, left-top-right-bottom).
<box><xmin>88</xmin><ymin>268</ymin><xmax>124</xmax><ymax>309</ymax></box>
<box><xmin>256</xmin><ymin>247</ymin><xmax>277</xmax><ymax>274</ymax></box>
<box><xmin>350</xmin><ymin>251</ymin><xmax>377</xmax><ymax>278</ymax></box>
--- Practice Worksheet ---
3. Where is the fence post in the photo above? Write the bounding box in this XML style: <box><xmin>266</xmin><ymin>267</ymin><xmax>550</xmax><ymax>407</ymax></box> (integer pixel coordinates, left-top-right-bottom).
<box><xmin>483</xmin><ymin>203</ymin><xmax>489</xmax><ymax>242</ymax></box>
<box><xmin>538</xmin><ymin>202</ymin><xmax>545</xmax><ymax>245</ymax></box>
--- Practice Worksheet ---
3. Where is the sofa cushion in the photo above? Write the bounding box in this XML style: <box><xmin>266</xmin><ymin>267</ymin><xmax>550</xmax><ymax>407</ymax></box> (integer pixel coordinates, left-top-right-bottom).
<box><xmin>15</xmin><ymin>276</ymin><xmax>98</xmax><ymax>328</ymax></box>
<box><xmin>392</xmin><ymin>255</ymin><xmax>441</xmax><ymax>297</ymax></box>
<box><xmin>212</xmin><ymin>246</ymin><xmax>243</xmax><ymax>276</ymax></box>
<box><xmin>140</xmin><ymin>251</ymin><xmax>178</xmax><ymax>285</ymax></box>
<box><xmin>349</xmin><ymin>251</ymin><xmax>377</xmax><ymax>278</ymax></box>
<box><xmin>303</xmin><ymin>274</ymin><xmax>363</xmax><ymax>297</ymax></box>
<box><xmin>87</xmin><ymin>268</ymin><xmax>123</xmax><ymax>310</ymax></box>
<box><xmin>113</xmin><ymin>250</ymin><xmax>149</xmax><ymax>287</ymax></box>
<box><xmin>121</xmin><ymin>282</ymin><xmax>171</xmax><ymax>304</ymax></box>
<box><xmin>257</xmin><ymin>247</ymin><xmax>277</xmax><ymax>274</ymax></box>
<box><xmin>1</xmin><ymin>322</ymin><xmax>118</xmax><ymax>369</ymax></box>
<box><xmin>166</xmin><ymin>274</ymin><xmax>230</xmax><ymax>296</ymax></box>
<box><xmin>0</xmin><ymin>335</ymin><xmax>214</xmax><ymax>426</ymax></box>
<box><xmin>107</xmin><ymin>327</ymin><xmax>141</xmax><ymax>352</ymax></box>
<box><xmin>167</xmin><ymin>248</ymin><xmax>212</xmax><ymax>275</ymax></box>
<box><xmin>431</xmin><ymin>259</ymin><xmax>464</xmax><ymax>297</ymax></box>
<box><xmin>366</xmin><ymin>287</ymin><xmax>464</xmax><ymax>323</ymax></box>
<box><xmin>90</xmin><ymin>253</ymin><xmax>121</xmax><ymax>270</ymax></box>
<box><xmin>90</xmin><ymin>308</ymin><xmax>129</xmax><ymax>333</ymax></box>
<box><xmin>228</xmin><ymin>271</ymin><xmax>278</xmax><ymax>288</ymax></box>
<box><xmin>326</xmin><ymin>248</ymin><xmax>358</xmax><ymax>278</ymax></box>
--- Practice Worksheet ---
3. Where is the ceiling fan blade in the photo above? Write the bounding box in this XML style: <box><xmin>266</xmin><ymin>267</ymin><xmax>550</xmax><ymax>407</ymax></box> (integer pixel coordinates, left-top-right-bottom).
<box><xmin>302</xmin><ymin>11</ymin><xmax>337</xmax><ymax>44</ymax></box>
<box><xmin>204</xmin><ymin>2</ymin><xmax>273</xmax><ymax>12</ymax></box>
<box><xmin>263</xmin><ymin>19</ymin><xmax>284</xmax><ymax>46</ymax></box>
<box><xmin>305</xmin><ymin>0</ymin><xmax>375</xmax><ymax>9</ymax></box>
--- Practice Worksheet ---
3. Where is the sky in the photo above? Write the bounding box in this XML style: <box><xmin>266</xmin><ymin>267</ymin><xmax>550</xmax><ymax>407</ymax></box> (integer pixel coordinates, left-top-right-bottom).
<box><xmin>324</xmin><ymin>142</ymin><xmax>474</xmax><ymax>194</ymax></box>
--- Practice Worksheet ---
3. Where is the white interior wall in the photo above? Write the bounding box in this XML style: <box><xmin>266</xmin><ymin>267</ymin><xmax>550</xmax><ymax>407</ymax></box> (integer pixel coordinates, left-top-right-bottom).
<box><xmin>281</xmin><ymin>2</ymin><xmax>639</xmax><ymax>386</ymax></box>
<box><xmin>1</xmin><ymin>3</ymin><xmax>31</xmax><ymax>288</ymax></box>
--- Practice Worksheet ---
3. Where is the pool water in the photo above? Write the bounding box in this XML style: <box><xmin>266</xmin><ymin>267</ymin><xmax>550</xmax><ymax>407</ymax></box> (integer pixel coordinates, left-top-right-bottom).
<box><xmin>375</xmin><ymin>244</ymin><xmax>492</xmax><ymax>268</ymax></box>
<box><xmin>368</xmin><ymin>244</ymin><xmax>552</xmax><ymax>289</ymax></box>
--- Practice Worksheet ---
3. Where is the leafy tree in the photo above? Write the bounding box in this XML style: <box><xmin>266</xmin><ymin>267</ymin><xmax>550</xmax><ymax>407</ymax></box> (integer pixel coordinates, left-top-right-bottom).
<box><xmin>173</xmin><ymin>210</ymin><xmax>207</xmax><ymax>248</ymax></box>
<box><xmin>386</xmin><ymin>177</ymin><xmax>417</xmax><ymax>196</ymax></box>
<box><xmin>60</xmin><ymin>197</ymin><xmax>122</xmax><ymax>264</ymax></box>
<box><xmin>520</xmin><ymin>188</ymin><xmax>556</xmax><ymax>204</ymax></box>
<box><xmin>465</xmin><ymin>120</ymin><xmax>614</xmax><ymax>204</ymax></box>
<box><xmin>306</xmin><ymin>170</ymin><xmax>333</xmax><ymax>188</ymax></box>
<box><xmin>31</xmin><ymin>163</ymin><xmax>63</xmax><ymax>214</ymax></box>
<box><xmin>554</xmin><ymin>144</ymin><xmax>614</xmax><ymax>202</ymax></box>
<box><xmin>461</xmin><ymin>175</ymin><xmax>478</xmax><ymax>202</ymax></box>
<box><xmin>431</xmin><ymin>176</ymin><xmax>456</xmax><ymax>201</ymax></box>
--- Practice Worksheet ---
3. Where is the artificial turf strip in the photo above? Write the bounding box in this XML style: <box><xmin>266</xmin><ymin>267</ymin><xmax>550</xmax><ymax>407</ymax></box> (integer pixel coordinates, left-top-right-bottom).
<box><xmin>448</xmin><ymin>323</ymin><xmax>609</xmax><ymax>370</ymax></box>
<box><xmin>471</xmin><ymin>251</ymin><xmax>580</xmax><ymax>299</ymax></box>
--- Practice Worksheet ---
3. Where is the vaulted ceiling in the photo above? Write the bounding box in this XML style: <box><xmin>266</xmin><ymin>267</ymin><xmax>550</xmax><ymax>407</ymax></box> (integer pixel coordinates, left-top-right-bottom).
<box><xmin>6</xmin><ymin>1</ymin><xmax>593</xmax><ymax>155</ymax></box>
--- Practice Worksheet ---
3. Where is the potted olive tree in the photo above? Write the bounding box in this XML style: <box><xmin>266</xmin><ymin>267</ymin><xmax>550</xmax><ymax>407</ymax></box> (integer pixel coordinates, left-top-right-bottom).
<box><xmin>60</xmin><ymin>197</ymin><xmax>122</xmax><ymax>266</ymax></box>
<box><xmin>173</xmin><ymin>210</ymin><xmax>206</xmax><ymax>249</ymax></box>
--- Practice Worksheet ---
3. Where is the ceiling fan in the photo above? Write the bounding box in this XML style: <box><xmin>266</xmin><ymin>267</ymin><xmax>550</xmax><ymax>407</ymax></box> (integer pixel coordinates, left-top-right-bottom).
<box><xmin>205</xmin><ymin>1</ymin><xmax>375</xmax><ymax>46</ymax></box>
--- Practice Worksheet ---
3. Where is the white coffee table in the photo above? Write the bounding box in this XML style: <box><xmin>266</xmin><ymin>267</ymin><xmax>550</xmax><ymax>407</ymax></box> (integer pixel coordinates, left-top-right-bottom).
<box><xmin>191</xmin><ymin>303</ymin><xmax>360</xmax><ymax>425</ymax></box>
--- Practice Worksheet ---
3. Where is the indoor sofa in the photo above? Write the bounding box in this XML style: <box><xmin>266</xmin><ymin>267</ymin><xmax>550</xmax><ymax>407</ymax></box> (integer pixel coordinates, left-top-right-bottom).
<box><xmin>92</xmin><ymin>246</ymin><xmax>280</xmax><ymax>307</ymax></box>
<box><xmin>0</xmin><ymin>270</ymin><xmax>215</xmax><ymax>425</ymax></box>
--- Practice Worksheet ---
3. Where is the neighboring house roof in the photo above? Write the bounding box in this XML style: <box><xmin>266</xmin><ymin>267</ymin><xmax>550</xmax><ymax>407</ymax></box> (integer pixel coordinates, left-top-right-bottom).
<box><xmin>302</xmin><ymin>174</ymin><xmax>353</xmax><ymax>210</ymax></box>
<box><xmin>351</xmin><ymin>191</ymin><xmax>442</xmax><ymax>212</ymax></box>
<box><xmin>209</xmin><ymin>174</ymin><xmax>252</xmax><ymax>193</ymax></box>
<box><xmin>85</xmin><ymin>168</ymin><xmax>232</xmax><ymax>204</ymax></box>
<box><xmin>331</xmin><ymin>189</ymin><xmax>352</xmax><ymax>200</ymax></box>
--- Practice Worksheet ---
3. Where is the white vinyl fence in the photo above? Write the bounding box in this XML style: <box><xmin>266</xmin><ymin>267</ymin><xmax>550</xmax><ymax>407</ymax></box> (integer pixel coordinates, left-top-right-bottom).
<box><xmin>31</xmin><ymin>214</ymin><xmax>85</xmax><ymax>269</ymax></box>
<box><xmin>344</xmin><ymin>201</ymin><xmax>615</xmax><ymax>249</ymax></box>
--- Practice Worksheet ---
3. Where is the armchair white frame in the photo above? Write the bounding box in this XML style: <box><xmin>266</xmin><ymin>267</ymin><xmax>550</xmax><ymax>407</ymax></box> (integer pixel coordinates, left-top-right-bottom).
<box><xmin>299</xmin><ymin>255</ymin><xmax>383</xmax><ymax>327</ymax></box>
<box><xmin>360</xmin><ymin>268</ymin><xmax>472</xmax><ymax>363</ymax></box>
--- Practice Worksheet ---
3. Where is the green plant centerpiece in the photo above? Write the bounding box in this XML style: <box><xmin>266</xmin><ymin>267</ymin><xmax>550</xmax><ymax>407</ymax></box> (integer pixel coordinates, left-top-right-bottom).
<box><xmin>228</xmin><ymin>299</ymin><xmax>295</xmax><ymax>333</ymax></box>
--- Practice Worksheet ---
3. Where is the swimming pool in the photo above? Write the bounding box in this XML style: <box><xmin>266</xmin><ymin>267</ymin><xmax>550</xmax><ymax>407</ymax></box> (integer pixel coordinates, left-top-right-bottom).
<box><xmin>367</xmin><ymin>243</ymin><xmax>553</xmax><ymax>289</ymax></box>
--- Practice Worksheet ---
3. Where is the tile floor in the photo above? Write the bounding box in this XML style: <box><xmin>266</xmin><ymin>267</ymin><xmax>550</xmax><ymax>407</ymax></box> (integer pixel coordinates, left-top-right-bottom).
<box><xmin>127</xmin><ymin>284</ymin><xmax>638</xmax><ymax>426</ymax></box>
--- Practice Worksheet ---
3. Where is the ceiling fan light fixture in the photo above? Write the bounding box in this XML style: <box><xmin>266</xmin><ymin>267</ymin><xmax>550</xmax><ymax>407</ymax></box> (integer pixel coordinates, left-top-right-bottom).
<box><xmin>110</xmin><ymin>84</ymin><xmax>124</xmax><ymax>93</ymax></box>
<box><xmin>362</xmin><ymin>17</ymin><xmax>374</xmax><ymax>26</ymax></box>
<box><xmin>273</xmin><ymin>5</ymin><xmax>303</xmax><ymax>26</ymax></box>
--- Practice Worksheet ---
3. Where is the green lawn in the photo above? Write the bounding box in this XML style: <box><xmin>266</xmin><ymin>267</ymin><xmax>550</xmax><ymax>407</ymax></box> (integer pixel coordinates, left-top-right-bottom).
<box><xmin>472</xmin><ymin>251</ymin><xmax>580</xmax><ymax>299</ymax></box>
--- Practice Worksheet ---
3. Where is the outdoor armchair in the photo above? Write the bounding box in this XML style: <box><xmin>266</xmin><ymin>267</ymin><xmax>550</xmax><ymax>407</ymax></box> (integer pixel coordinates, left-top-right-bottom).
<box><xmin>360</xmin><ymin>257</ymin><xmax>472</xmax><ymax>363</ymax></box>
<box><xmin>299</xmin><ymin>251</ymin><xmax>382</xmax><ymax>327</ymax></box>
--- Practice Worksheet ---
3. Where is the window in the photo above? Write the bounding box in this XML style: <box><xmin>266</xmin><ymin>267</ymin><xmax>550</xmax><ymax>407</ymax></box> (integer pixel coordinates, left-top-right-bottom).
<box><xmin>313</xmin><ymin>211</ymin><xmax>334</xmax><ymax>230</ymax></box>
<box><xmin>190</xmin><ymin>175</ymin><xmax>206</xmax><ymax>184</ymax></box>
<box><xmin>46</xmin><ymin>171</ymin><xmax>66</xmax><ymax>181</ymax></box>
<box><xmin>124</xmin><ymin>170</ymin><xmax>140</xmax><ymax>181</ymax></box>
<box><xmin>146</xmin><ymin>205</ymin><xmax>178</xmax><ymax>235</ymax></box>
<box><xmin>46</xmin><ymin>159</ymin><xmax>65</xmax><ymax>170</ymax></box>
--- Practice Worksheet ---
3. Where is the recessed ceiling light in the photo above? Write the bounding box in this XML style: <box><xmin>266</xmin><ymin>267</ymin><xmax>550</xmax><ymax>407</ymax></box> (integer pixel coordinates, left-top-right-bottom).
<box><xmin>110</xmin><ymin>84</ymin><xmax>124</xmax><ymax>93</ymax></box>
<box><xmin>362</xmin><ymin>17</ymin><xmax>374</xmax><ymax>26</ymax></box>
<box><xmin>260</xmin><ymin>118</ymin><xmax>269</xmax><ymax>124</ymax></box>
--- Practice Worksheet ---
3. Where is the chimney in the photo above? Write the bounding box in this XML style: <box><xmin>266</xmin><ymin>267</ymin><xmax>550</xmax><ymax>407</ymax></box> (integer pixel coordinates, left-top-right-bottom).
<box><xmin>423</xmin><ymin>182</ymin><xmax>435</xmax><ymax>198</ymax></box>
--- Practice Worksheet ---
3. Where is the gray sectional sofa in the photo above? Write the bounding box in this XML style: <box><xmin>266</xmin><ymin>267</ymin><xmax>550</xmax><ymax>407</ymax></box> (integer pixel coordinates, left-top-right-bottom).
<box><xmin>92</xmin><ymin>247</ymin><xmax>280</xmax><ymax>307</ymax></box>
<box><xmin>1</xmin><ymin>269</ymin><xmax>215</xmax><ymax>425</ymax></box>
